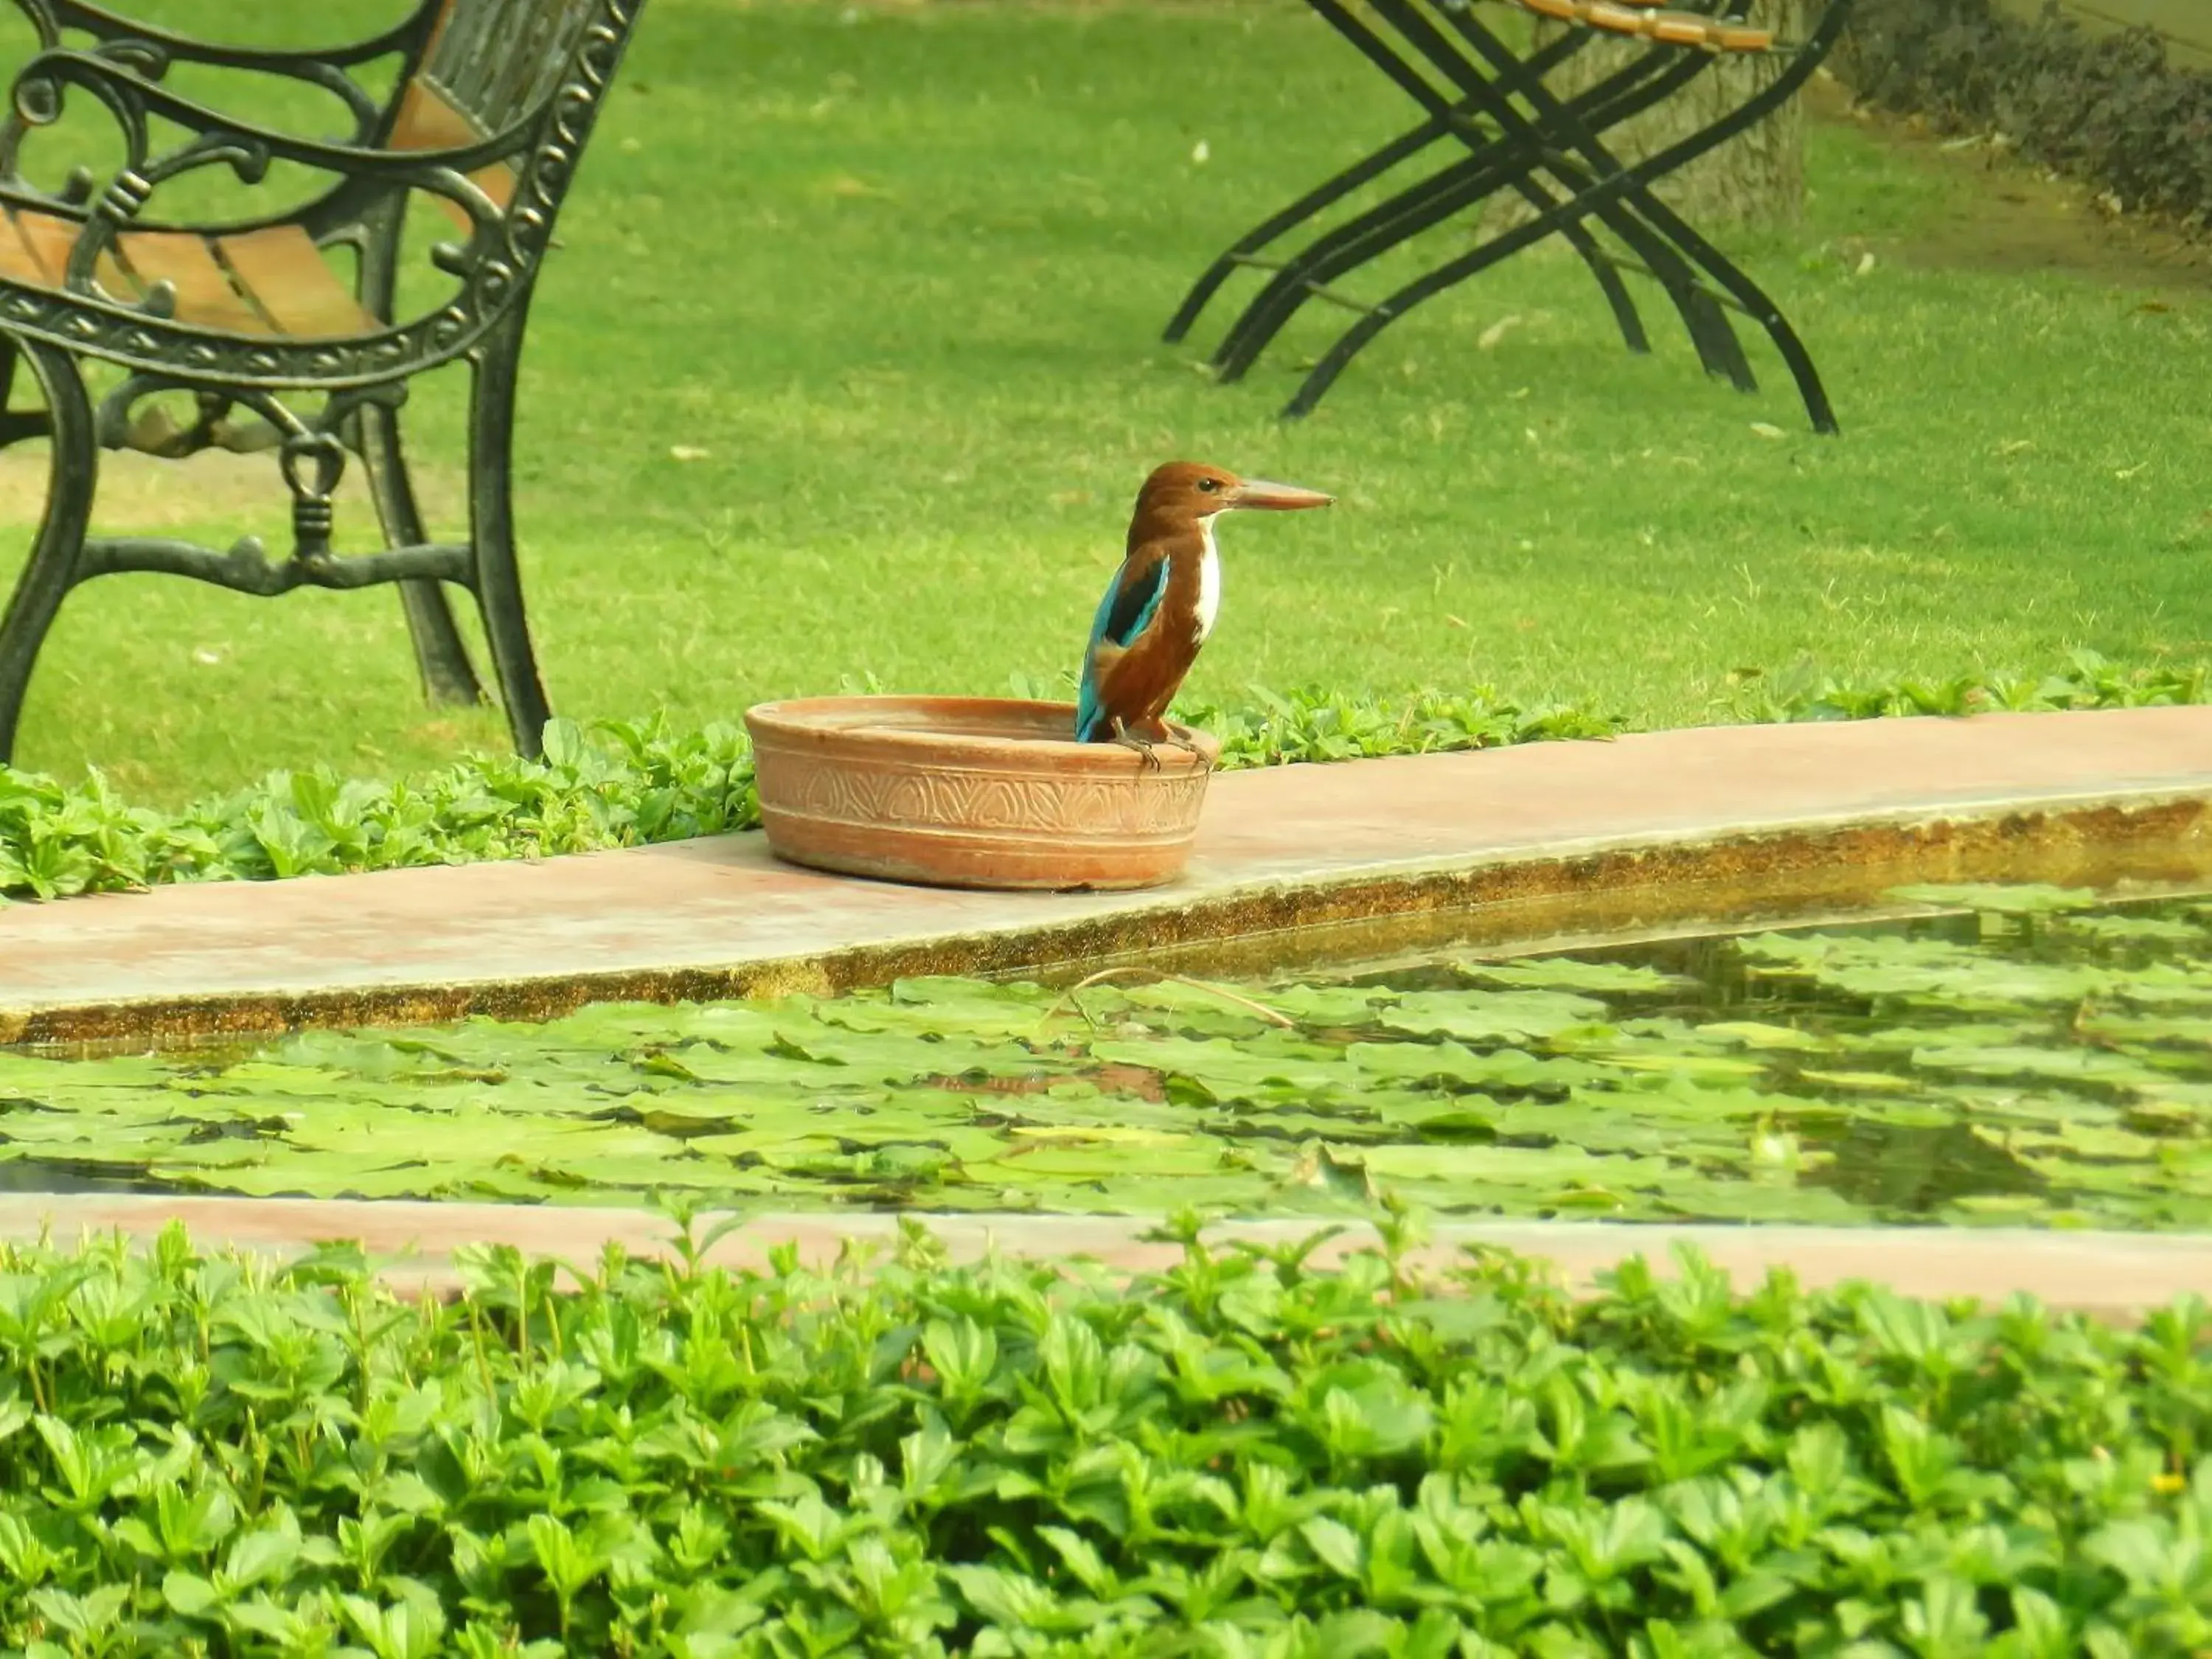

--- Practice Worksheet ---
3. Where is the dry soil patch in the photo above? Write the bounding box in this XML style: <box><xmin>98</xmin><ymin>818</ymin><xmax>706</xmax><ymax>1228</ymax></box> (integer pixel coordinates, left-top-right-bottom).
<box><xmin>1813</xmin><ymin>74</ymin><xmax>2212</xmax><ymax>293</ymax></box>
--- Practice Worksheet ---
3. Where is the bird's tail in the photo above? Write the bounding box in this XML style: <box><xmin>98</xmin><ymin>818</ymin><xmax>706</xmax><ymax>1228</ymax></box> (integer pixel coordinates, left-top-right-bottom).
<box><xmin>1074</xmin><ymin>674</ymin><xmax>1109</xmax><ymax>743</ymax></box>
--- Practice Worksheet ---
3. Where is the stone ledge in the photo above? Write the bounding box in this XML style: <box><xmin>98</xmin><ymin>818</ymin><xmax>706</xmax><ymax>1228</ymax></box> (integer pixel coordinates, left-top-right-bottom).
<box><xmin>10</xmin><ymin>1195</ymin><xmax>2211</xmax><ymax>1321</ymax></box>
<box><xmin>5</xmin><ymin>706</ymin><xmax>2212</xmax><ymax>1046</ymax></box>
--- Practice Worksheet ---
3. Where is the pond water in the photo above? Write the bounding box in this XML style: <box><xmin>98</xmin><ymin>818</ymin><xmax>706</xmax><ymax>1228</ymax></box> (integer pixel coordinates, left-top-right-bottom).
<box><xmin>6</xmin><ymin>881</ymin><xmax>2212</xmax><ymax>1228</ymax></box>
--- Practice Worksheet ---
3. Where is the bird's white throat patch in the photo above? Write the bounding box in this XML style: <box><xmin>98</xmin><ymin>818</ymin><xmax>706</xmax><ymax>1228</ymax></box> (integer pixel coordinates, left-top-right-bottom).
<box><xmin>1194</xmin><ymin>520</ymin><xmax>1222</xmax><ymax>643</ymax></box>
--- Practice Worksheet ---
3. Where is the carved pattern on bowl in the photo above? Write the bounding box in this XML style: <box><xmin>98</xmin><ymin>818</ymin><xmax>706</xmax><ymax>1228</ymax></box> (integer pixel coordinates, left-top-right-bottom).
<box><xmin>742</xmin><ymin>697</ymin><xmax>1215</xmax><ymax>889</ymax></box>
<box><xmin>767</xmin><ymin>751</ymin><xmax>1206</xmax><ymax>841</ymax></box>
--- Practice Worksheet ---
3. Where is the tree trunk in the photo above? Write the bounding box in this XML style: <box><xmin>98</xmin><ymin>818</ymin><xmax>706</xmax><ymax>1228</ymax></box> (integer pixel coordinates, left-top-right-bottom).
<box><xmin>1528</xmin><ymin>1</ymin><xmax>1812</xmax><ymax>227</ymax></box>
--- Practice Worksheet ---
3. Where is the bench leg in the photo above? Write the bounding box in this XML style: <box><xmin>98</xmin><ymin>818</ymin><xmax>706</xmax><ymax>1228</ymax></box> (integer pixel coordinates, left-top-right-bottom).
<box><xmin>1163</xmin><ymin>113</ymin><xmax>1451</xmax><ymax>347</ymax></box>
<box><xmin>1610</xmin><ymin>192</ymin><xmax>1840</xmax><ymax>435</ymax></box>
<box><xmin>465</xmin><ymin>317</ymin><xmax>552</xmax><ymax>761</ymax></box>
<box><xmin>1282</xmin><ymin>198</ymin><xmax>1610</xmax><ymax>418</ymax></box>
<box><xmin>0</xmin><ymin>341</ymin><xmax>95</xmax><ymax>768</ymax></box>
<box><xmin>352</xmin><ymin>198</ymin><xmax>487</xmax><ymax>714</ymax></box>
<box><xmin>1210</xmin><ymin>155</ymin><xmax>1503</xmax><ymax>381</ymax></box>
<box><xmin>1382</xmin><ymin>0</ymin><xmax>1760</xmax><ymax>393</ymax></box>
<box><xmin>355</xmin><ymin>397</ymin><xmax>487</xmax><ymax>710</ymax></box>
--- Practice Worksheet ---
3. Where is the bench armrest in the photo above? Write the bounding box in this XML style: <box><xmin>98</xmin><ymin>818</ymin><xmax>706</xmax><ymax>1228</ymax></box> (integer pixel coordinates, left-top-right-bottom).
<box><xmin>3</xmin><ymin>47</ymin><xmax>519</xmax><ymax>305</ymax></box>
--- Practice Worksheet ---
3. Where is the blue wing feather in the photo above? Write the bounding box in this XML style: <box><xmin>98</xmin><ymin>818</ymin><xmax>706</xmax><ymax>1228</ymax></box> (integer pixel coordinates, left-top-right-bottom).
<box><xmin>1076</xmin><ymin>551</ymin><xmax>1169</xmax><ymax>741</ymax></box>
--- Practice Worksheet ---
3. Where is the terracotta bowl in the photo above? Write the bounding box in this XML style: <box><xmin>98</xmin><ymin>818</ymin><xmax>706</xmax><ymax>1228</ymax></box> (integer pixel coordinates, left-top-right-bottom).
<box><xmin>743</xmin><ymin>696</ymin><xmax>1220</xmax><ymax>891</ymax></box>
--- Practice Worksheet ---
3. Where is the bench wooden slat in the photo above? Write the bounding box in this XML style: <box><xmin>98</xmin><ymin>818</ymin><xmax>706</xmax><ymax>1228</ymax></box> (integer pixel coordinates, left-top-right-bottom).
<box><xmin>0</xmin><ymin>211</ymin><xmax>372</xmax><ymax>339</ymax></box>
<box><xmin>215</xmin><ymin>227</ymin><xmax>378</xmax><ymax>338</ymax></box>
<box><xmin>425</xmin><ymin>0</ymin><xmax>592</xmax><ymax>136</ymax></box>
<box><xmin>390</xmin><ymin>76</ymin><xmax>481</xmax><ymax>153</ymax></box>
<box><xmin>389</xmin><ymin>78</ymin><xmax>521</xmax><ymax>230</ymax></box>
<box><xmin>11</xmin><ymin>209</ymin><xmax>80</xmax><ymax>286</ymax></box>
<box><xmin>0</xmin><ymin>210</ymin><xmax>49</xmax><ymax>287</ymax></box>
<box><xmin>116</xmin><ymin>232</ymin><xmax>271</xmax><ymax>335</ymax></box>
<box><xmin>383</xmin><ymin>0</ymin><xmax>597</xmax><ymax>234</ymax></box>
<box><xmin>1509</xmin><ymin>0</ymin><xmax>1775</xmax><ymax>51</ymax></box>
<box><xmin>7</xmin><ymin>209</ymin><xmax>139</xmax><ymax>299</ymax></box>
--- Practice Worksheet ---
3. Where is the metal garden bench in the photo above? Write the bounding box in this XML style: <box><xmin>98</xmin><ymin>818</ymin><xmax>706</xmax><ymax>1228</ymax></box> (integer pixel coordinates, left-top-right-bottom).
<box><xmin>1166</xmin><ymin>0</ymin><xmax>1855</xmax><ymax>428</ymax></box>
<box><xmin>0</xmin><ymin>0</ymin><xmax>645</xmax><ymax>765</ymax></box>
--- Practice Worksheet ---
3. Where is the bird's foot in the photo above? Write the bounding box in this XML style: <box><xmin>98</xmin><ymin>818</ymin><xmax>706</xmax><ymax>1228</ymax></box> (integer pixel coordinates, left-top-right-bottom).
<box><xmin>1115</xmin><ymin>734</ymin><xmax>1163</xmax><ymax>771</ymax></box>
<box><xmin>1110</xmin><ymin>723</ymin><xmax>1164</xmax><ymax>771</ymax></box>
<box><xmin>1164</xmin><ymin>730</ymin><xmax>1212</xmax><ymax>773</ymax></box>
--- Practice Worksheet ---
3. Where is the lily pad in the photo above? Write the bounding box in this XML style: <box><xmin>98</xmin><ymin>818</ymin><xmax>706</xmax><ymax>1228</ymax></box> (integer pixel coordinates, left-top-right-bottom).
<box><xmin>1695</xmin><ymin>1020</ymin><xmax>1833</xmax><ymax>1053</ymax></box>
<box><xmin>13</xmin><ymin>880</ymin><xmax>2212</xmax><ymax>1231</ymax></box>
<box><xmin>1455</xmin><ymin>957</ymin><xmax>1695</xmax><ymax>994</ymax></box>
<box><xmin>1795</xmin><ymin>1069</ymin><xmax>1921</xmax><ymax>1096</ymax></box>
<box><xmin>1256</xmin><ymin>982</ymin><xmax>1403</xmax><ymax>1027</ymax></box>
<box><xmin>2056</xmin><ymin>913</ymin><xmax>2212</xmax><ymax>946</ymax></box>
<box><xmin>1590</xmin><ymin>1052</ymin><xmax>1773</xmax><ymax>1082</ymax></box>
<box><xmin>1733</xmin><ymin>933</ymin><xmax>2107</xmax><ymax>1006</ymax></box>
<box><xmin>1004</xmin><ymin>1124</ymin><xmax>1192</xmax><ymax>1148</ymax></box>
<box><xmin>1088</xmin><ymin>1034</ymin><xmax>1343</xmax><ymax>1102</ymax></box>
<box><xmin>1380</xmin><ymin>990</ymin><xmax>1611</xmax><ymax>1043</ymax></box>
<box><xmin>1347</xmin><ymin>1042</ymin><xmax>1593</xmax><ymax>1094</ymax></box>
<box><xmin>1906</xmin><ymin>1045</ymin><xmax>2165</xmax><ymax>1089</ymax></box>
<box><xmin>1885</xmin><ymin>882</ymin><xmax>2101</xmax><ymax>914</ymax></box>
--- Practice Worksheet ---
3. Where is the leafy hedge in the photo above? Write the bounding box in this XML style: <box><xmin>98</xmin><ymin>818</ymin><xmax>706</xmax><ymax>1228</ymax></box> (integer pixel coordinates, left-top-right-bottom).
<box><xmin>3</xmin><ymin>1220</ymin><xmax>2211</xmax><ymax>1656</ymax></box>
<box><xmin>0</xmin><ymin>716</ymin><xmax>763</xmax><ymax>905</ymax></box>
<box><xmin>1837</xmin><ymin>0</ymin><xmax>2212</xmax><ymax>229</ymax></box>
<box><xmin>3</xmin><ymin>653</ymin><xmax>2205</xmax><ymax>904</ymax></box>
<box><xmin>1716</xmin><ymin>647</ymin><xmax>2211</xmax><ymax>723</ymax></box>
<box><xmin>0</xmin><ymin>687</ymin><xmax>1615</xmax><ymax>905</ymax></box>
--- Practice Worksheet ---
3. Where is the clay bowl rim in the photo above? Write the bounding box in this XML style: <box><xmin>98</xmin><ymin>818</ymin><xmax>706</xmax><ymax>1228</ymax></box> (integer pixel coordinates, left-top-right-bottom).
<box><xmin>743</xmin><ymin>695</ymin><xmax>1220</xmax><ymax>771</ymax></box>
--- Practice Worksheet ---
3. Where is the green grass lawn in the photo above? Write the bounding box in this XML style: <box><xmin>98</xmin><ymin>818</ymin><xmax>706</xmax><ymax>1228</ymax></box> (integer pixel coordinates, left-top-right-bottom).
<box><xmin>1</xmin><ymin>0</ymin><xmax>2208</xmax><ymax>804</ymax></box>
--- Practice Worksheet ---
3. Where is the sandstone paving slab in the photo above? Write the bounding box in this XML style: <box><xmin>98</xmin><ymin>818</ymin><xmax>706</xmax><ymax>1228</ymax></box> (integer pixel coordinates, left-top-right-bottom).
<box><xmin>4</xmin><ymin>706</ymin><xmax>2212</xmax><ymax>1045</ymax></box>
<box><xmin>8</xmin><ymin>1194</ymin><xmax>2211</xmax><ymax>1321</ymax></box>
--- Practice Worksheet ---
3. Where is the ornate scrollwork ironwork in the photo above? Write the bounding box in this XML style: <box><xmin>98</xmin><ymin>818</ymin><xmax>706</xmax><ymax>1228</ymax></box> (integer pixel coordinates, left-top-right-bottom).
<box><xmin>278</xmin><ymin>431</ymin><xmax>346</xmax><ymax>558</ymax></box>
<box><xmin>14</xmin><ymin>0</ymin><xmax>424</xmax><ymax>141</ymax></box>
<box><xmin>83</xmin><ymin>372</ymin><xmax>422</xmax><ymax>572</ymax></box>
<box><xmin>72</xmin><ymin>535</ymin><xmax>473</xmax><ymax>596</ymax></box>
<box><xmin>6</xmin><ymin>1</ymin><xmax>60</xmax><ymax>51</ymax></box>
<box><xmin>0</xmin><ymin>0</ymin><xmax>640</xmax><ymax>392</ymax></box>
<box><xmin>65</xmin><ymin>371</ymin><xmax>473</xmax><ymax>598</ymax></box>
<box><xmin>0</xmin><ymin>0</ymin><xmax>646</xmax><ymax>765</ymax></box>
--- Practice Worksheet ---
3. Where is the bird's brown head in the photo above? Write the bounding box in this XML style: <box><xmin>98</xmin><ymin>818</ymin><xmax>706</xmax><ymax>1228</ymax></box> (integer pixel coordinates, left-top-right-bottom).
<box><xmin>1131</xmin><ymin>461</ymin><xmax>1334</xmax><ymax>537</ymax></box>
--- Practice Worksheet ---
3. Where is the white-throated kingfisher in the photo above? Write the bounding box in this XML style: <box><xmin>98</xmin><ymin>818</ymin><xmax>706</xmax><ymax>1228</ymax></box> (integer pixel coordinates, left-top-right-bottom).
<box><xmin>1077</xmin><ymin>461</ymin><xmax>1332</xmax><ymax>764</ymax></box>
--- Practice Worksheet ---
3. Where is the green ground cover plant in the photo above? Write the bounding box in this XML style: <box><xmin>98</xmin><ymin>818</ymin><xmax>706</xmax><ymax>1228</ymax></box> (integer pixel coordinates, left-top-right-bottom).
<box><xmin>2</xmin><ymin>1220</ymin><xmax>2211</xmax><ymax>1656</ymax></box>
<box><xmin>10</xmin><ymin>882</ymin><xmax>2212</xmax><ymax>1228</ymax></box>
<box><xmin>0</xmin><ymin>1</ymin><xmax>2207</xmax><ymax>802</ymax></box>
<box><xmin>4</xmin><ymin>650</ymin><xmax>2203</xmax><ymax>903</ymax></box>
<box><xmin>0</xmin><ymin>681</ymin><xmax>1611</xmax><ymax>902</ymax></box>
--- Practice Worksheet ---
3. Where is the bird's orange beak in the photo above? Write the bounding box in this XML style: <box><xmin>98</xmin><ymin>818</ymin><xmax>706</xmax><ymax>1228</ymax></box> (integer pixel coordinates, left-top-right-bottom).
<box><xmin>1227</xmin><ymin>478</ymin><xmax>1333</xmax><ymax>511</ymax></box>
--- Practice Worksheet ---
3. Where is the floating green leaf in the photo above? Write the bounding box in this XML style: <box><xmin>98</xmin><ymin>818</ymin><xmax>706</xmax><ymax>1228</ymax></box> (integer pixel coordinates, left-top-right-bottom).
<box><xmin>1886</xmin><ymin>883</ymin><xmax>2102</xmax><ymax>915</ymax></box>
<box><xmin>1455</xmin><ymin>957</ymin><xmax>1695</xmax><ymax>994</ymax></box>
<box><xmin>8</xmin><ymin>884</ymin><xmax>2212</xmax><ymax>1231</ymax></box>
<box><xmin>1380</xmin><ymin>990</ymin><xmax>1611</xmax><ymax>1043</ymax></box>
<box><xmin>1696</xmin><ymin>1020</ymin><xmax>1833</xmax><ymax>1052</ymax></box>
